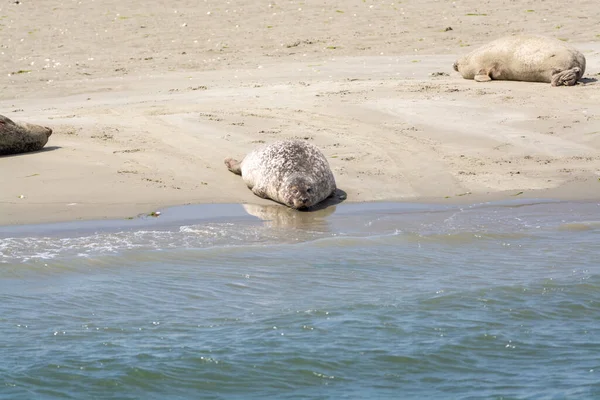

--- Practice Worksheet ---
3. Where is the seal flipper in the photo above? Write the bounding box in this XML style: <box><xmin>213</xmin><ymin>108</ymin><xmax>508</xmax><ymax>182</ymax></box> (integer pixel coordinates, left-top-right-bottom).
<box><xmin>224</xmin><ymin>157</ymin><xmax>243</xmax><ymax>175</ymax></box>
<box><xmin>474</xmin><ymin>69</ymin><xmax>492</xmax><ymax>82</ymax></box>
<box><xmin>550</xmin><ymin>67</ymin><xmax>581</xmax><ymax>86</ymax></box>
<box><xmin>327</xmin><ymin>187</ymin><xmax>340</xmax><ymax>199</ymax></box>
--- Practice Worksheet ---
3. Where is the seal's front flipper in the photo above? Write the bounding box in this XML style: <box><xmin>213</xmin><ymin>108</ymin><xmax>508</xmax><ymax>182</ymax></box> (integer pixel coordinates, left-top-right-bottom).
<box><xmin>224</xmin><ymin>157</ymin><xmax>242</xmax><ymax>175</ymax></box>
<box><xmin>474</xmin><ymin>69</ymin><xmax>492</xmax><ymax>82</ymax></box>
<box><xmin>551</xmin><ymin>67</ymin><xmax>581</xmax><ymax>86</ymax></box>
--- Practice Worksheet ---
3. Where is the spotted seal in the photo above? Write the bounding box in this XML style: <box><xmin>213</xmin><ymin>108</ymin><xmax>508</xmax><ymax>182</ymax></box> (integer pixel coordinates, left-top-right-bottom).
<box><xmin>453</xmin><ymin>35</ymin><xmax>586</xmax><ymax>86</ymax></box>
<box><xmin>0</xmin><ymin>114</ymin><xmax>53</xmax><ymax>155</ymax></box>
<box><xmin>225</xmin><ymin>140</ymin><xmax>337</xmax><ymax>209</ymax></box>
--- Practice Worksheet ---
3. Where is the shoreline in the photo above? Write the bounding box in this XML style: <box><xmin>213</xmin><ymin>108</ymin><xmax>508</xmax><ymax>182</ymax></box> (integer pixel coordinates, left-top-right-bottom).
<box><xmin>1</xmin><ymin>176</ymin><xmax>598</xmax><ymax>228</ymax></box>
<box><xmin>1</xmin><ymin>195</ymin><xmax>597</xmax><ymax>237</ymax></box>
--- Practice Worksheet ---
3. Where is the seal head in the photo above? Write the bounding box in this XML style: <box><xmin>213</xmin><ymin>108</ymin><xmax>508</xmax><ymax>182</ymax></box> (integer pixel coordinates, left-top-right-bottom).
<box><xmin>281</xmin><ymin>174</ymin><xmax>318</xmax><ymax>209</ymax></box>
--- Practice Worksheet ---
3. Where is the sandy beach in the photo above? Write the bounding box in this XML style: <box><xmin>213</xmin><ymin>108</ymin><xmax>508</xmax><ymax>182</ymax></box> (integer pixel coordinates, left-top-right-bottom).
<box><xmin>1</xmin><ymin>0</ymin><xmax>599</xmax><ymax>225</ymax></box>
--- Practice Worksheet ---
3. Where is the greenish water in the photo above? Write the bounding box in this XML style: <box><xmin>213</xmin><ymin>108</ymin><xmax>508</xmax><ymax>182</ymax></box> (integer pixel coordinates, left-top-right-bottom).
<box><xmin>1</xmin><ymin>200</ymin><xmax>599</xmax><ymax>399</ymax></box>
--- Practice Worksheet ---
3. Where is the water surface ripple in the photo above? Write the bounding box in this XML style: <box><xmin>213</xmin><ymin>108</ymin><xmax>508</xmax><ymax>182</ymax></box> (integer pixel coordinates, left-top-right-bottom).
<box><xmin>1</xmin><ymin>201</ymin><xmax>599</xmax><ymax>399</ymax></box>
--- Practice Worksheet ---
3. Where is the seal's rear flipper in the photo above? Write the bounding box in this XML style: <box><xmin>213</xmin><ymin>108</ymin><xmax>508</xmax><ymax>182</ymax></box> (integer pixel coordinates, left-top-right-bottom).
<box><xmin>224</xmin><ymin>158</ymin><xmax>242</xmax><ymax>175</ymax></box>
<box><xmin>551</xmin><ymin>67</ymin><xmax>581</xmax><ymax>86</ymax></box>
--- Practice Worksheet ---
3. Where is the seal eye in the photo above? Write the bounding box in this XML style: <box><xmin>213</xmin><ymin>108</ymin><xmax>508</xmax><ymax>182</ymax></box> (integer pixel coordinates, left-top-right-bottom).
<box><xmin>306</xmin><ymin>188</ymin><xmax>312</xmax><ymax>194</ymax></box>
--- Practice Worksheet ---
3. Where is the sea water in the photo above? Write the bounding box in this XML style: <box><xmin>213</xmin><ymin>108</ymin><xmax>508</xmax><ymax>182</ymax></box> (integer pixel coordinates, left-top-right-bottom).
<box><xmin>1</xmin><ymin>200</ymin><xmax>599</xmax><ymax>399</ymax></box>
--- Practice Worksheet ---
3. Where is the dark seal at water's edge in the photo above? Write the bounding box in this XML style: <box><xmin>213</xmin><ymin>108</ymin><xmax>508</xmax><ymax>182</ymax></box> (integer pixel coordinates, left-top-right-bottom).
<box><xmin>0</xmin><ymin>114</ymin><xmax>53</xmax><ymax>155</ymax></box>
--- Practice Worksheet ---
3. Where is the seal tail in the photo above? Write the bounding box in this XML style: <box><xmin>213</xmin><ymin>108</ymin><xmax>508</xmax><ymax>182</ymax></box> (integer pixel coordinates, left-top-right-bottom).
<box><xmin>224</xmin><ymin>157</ymin><xmax>242</xmax><ymax>175</ymax></box>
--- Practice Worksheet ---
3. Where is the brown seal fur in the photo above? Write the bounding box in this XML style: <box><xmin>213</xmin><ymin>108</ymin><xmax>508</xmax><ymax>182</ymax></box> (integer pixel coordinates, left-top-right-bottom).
<box><xmin>225</xmin><ymin>140</ymin><xmax>337</xmax><ymax>209</ymax></box>
<box><xmin>0</xmin><ymin>114</ymin><xmax>53</xmax><ymax>155</ymax></box>
<box><xmin>453</xmin><ymin>35</ymin><xmax>586</xmax><ymax>86</ymax></box>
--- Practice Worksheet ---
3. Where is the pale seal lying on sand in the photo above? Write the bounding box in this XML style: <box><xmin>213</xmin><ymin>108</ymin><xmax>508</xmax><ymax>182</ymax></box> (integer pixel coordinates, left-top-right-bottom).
<box><xmin>453</xmin><ymin>35</ymin><xmax>586</xmax><ymax>86</ymax></box>
<box><xmin>0</xmin><ymin>114</ymin><xmax>53</xmax><ymax>155</ymax></box>
<box><xmin>225</xmin><ymin>140</ymin><xmax>337</xmax><ymax>209</ymax></box>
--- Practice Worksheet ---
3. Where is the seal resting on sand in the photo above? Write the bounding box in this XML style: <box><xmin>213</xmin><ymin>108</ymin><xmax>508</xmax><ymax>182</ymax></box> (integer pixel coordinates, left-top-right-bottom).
<box><xmin>0</xmin><ymin>114</ymin><xmax>53</xmax><ymax>155</ymax></box>
<box><xmin>453</xmin><ymin>35</ymin><xmax>586</xmax><ymax>86</ymax></box>
<box><xmin>225</xmin><ymin>140</ymin><xmax>337</xmax><ymax>209</ymax></box>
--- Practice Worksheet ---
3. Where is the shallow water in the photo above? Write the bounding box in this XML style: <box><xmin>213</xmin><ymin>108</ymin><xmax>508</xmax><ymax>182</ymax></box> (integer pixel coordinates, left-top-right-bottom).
<box><xmin>1</xmin><ymin>200</ymin><xmax>600</xmax><ymax>399</ymax></box>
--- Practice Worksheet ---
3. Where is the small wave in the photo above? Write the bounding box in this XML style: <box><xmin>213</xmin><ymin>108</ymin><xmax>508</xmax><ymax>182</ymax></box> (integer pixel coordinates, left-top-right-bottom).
<box><xmin>0</xmin><ymin>221</ymin><xmax>341</xmax><ymax>263</ymax></box>
<box><xmin>557</xmin><ymin>221</ymin><xmax>600</xmax><ymax>232</ymax></box>
<box><xmin>2</xmin><ymin>201</ymin><xmax>598</xmax><ymax>264</ymax></box>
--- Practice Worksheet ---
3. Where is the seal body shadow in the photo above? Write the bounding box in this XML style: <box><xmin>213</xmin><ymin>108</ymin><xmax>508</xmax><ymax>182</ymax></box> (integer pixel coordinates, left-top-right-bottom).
<box><xmin>453</xmin><ymin>35</ymin><xmax>586</xmax><ymax>86</ymax></box>
<box><xmin>0</xmin><ymin>114</ymin><xmax>53</xmax><ymax>155</ymax></box>
<box><xmin>224</xmin><ymin>140</ymin><xmax>337</xmax><ymax>209</ymax></box>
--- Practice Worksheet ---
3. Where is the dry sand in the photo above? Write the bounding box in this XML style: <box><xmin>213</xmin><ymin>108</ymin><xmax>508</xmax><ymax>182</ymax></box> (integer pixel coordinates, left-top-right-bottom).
<box><xmin>1</xmin><ymin>0</ymin><xmax>599</xmax><ymax>225</ymax></box>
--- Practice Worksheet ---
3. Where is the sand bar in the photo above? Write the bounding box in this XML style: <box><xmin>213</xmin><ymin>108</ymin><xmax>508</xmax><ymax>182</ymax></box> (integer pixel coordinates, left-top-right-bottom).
<box><xmin>1</xmin><ymin>1</ymin><xmax>599</xmax><ymax>226</ymax></box>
